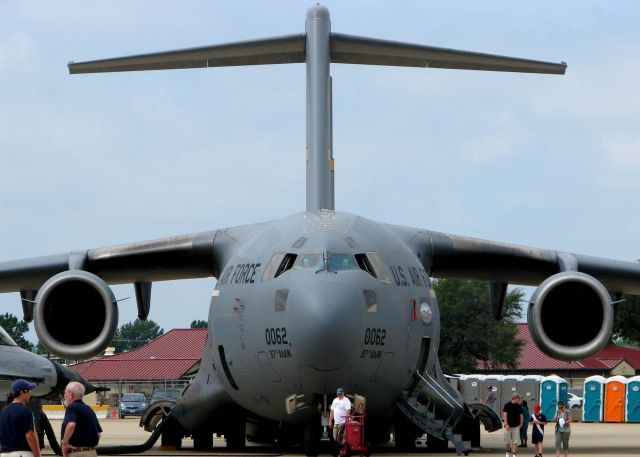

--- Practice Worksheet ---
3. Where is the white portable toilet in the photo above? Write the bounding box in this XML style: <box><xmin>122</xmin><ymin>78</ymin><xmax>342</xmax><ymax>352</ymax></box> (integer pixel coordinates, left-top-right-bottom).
<box><xmin>460</xmin><ymin>374</ymin><xmax>485</xmax><ymax>405</ymax></box>
<box><xmin>483</xmin><ymin>374</ymin><xmax>504</xmax><ymax>415</ymax></box>
<box><xmin>503</xmin><ymin>375</ymin><xmax>524</xmax><ymax>403</ymax></box>
<box><xmin>521</xmin><ymin>375</ymin><xmax>544</xmax><ymax>407</ymax></box>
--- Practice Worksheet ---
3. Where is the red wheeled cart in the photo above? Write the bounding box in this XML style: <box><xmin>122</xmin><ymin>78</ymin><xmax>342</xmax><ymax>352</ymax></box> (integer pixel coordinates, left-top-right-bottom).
<box><xmin>339</xmin><ymin>415</ymin><xmax>371</xmax><ymax>457</ymax></box>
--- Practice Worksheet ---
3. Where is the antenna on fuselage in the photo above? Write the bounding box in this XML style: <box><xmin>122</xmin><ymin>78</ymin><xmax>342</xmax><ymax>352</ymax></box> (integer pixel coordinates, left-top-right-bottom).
<box><xmin>68</xmin><ymin>6</ymin><xmax>566</xmax><ymax>213</ymax></box>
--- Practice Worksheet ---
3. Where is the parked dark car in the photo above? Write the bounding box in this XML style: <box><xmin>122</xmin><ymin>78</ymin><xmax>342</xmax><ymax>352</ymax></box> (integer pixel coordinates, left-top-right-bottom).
<box><xmin>151</xmin><ymin>388</ymin><xmax>182</xmax><ymax>403</ymax></box>
<box><xmin>119</xmin><ymin>393</ymin><xmax>148</xmax><ymax>418</ymax></box>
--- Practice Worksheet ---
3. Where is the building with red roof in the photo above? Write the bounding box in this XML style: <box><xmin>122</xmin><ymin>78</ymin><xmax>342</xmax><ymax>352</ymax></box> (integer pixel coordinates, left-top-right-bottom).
<box><xmin>70</xmin><ymin>328</ymin><xmax>207</xmax><ymax>406</ymax></box>
<box><xmin>477</xmin><ymin>324</ymin><xmax>640</xmax><ymax>383</ymax></box>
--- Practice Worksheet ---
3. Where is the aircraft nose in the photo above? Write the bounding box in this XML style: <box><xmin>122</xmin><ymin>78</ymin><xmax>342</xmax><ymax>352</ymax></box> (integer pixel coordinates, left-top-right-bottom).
<box><xmin>289</xmin><ymin>279</ymin><xmax>363</xmax><ymax>370</ymax></box>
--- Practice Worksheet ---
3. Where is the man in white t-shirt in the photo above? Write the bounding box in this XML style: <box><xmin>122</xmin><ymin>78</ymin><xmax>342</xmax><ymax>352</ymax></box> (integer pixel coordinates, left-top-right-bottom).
<box><xmin>329</xmin><ymin>387</ymin><xmax>352</xmax><ymax>443</ymax></box>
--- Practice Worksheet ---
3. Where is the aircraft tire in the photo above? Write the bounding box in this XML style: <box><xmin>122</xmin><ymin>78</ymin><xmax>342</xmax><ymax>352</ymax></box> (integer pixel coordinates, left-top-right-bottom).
<box><xmin>393</xmin><ymin>414</ymin><xmax>418</xmax><ymax>452</ymax></box>
<box><xmin>193</xmin><ymin>431</ymin><xmax>213</xmax><ymax>450</ymax></box>
<box><xmin>426</xmin><ymin>433</ymin><xmax>448</xmax><ymax>451</ymax></box>
<box><xmin>303</xmin><ymin>420</ymin><xmax>320</xmax><ymax>456</ymax></box>
<box><xmin>160</xmin><ymin>418</ymin><xmax>183</xmax><ymax>450</ymax></box>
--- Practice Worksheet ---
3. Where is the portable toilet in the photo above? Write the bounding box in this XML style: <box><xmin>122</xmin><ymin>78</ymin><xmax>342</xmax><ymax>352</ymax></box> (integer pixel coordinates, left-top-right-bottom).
<box><xmin>604</xmin><ymin>375</ymin><xmax>628</xmax><ymax>423</ymax></box>
<box><xmin>583</xmin><ymin>375</ymin><xmax>606</xmax><ymax>422</ymax></box>
<box><xmin>446</xmin><ymin>374</ymin><xmax>461</xmax><ymax>393</ymax></box>
<box><xmin>626</xmin><ymin>375</ymin><xmax>640</xmax><ymax>423</ymax></box>
<box><xmin>558</xmin><ymin>378</ymin><xmax>568</xmax><ymax>407</ymax></box>
<box><xmin>460</xmin><ymin>374</ymin><xmax>485</xmax><ymax>405</ymax></box>
<box><xmin>483</xmin><ymin>375</ymin><xmax>504</xmax><ymax>415</ymax></box>
<box><xmin>502</xmin><ymin>375</ymin><xmax>523</xmax><ymax>403</ymax></box>
<box><xmin>521</xmin><ymin>375</ymin><xmax>543</xmax><ymax>407</ymax></box>
<box><xmin>540</xmin><ymin>375</ymin><xmax>566</xmax><ymax>419</ymax></box>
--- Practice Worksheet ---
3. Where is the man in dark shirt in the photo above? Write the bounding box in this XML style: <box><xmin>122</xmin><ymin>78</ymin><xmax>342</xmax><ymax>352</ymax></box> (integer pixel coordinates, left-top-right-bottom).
<box><xmin>0</xmin><ymin>379</ymin><xmax>42</xmax><ymax>457</ymax></box>
<box><xmin>502</xmin><ymin>392</ymin><xmax>523</xmax><ymax>457</ymax></box>
<box><xmin>60</xmin><ymin>381</ymin><xmax>102</xmax><ymax>457</ymax></box>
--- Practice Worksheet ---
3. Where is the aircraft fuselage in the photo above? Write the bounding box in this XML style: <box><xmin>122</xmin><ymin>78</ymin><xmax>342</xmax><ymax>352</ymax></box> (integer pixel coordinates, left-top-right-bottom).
<box><xmin>179</xmin><ymin>210</ymin><xmax>440</xmax><ymax>426</ymax></box>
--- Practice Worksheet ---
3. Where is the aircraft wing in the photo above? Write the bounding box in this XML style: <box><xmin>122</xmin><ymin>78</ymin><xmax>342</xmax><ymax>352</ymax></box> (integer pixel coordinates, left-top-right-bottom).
<box><xmin>0</xmin><ymin>223</ymin><xmax>262</xmax><ymax>359</ymax></box>
<box><xmin>330</xmin><ymin>33</ymin><xmax>567</xmax><ymax>74</ymax></box>
<box><xmin>388</xmin><ymin>224</ymin><xmax>640</xmax><ymax>294</ymax></box>
<box><xmin>68</xmin><ymin>32</ymin><xmax>565</xmax><ymax>76</ymax></box>
<box><xmin>0</xmin><ymin>225</ymin><xmax>258</xmax><ymax>293</ymax></box>
<box><xmin>68</xmin><ymin>34</ymin><xmax>306</xmax><ymax>73</ymax></box>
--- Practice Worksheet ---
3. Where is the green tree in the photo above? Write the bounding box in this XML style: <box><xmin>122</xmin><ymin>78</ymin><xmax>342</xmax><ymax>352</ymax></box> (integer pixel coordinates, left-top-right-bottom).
<box><xmin>190</xmin><ymin>319</ymin><xmax>208</xmax><ymax>328</ymax></box>
<box><xmin>111</xmin><ymin>319</ymin><xmax>163</xmax><ymax>353</ymax></box>
<box><xmin>435</xmin><ymin>279</ymin><xmax>524</xmax><ymax>374</ymax></box>
<box><xmin>612</xmin><ymin>295</ymin><xmax>640</xmax><ymax>346</ymax></box>
<box><xmin>0</xmin><ymin>312</ymin><xmax>34</xmax><ymax>351</ymax></box>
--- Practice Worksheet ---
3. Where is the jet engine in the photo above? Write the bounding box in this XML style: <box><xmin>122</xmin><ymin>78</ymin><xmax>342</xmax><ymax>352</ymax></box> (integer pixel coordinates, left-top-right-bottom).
<box><xmin>33</xmin><ymin>270</ymin><xmax>118</xmax><ymax>360</ymax></box>
<box><xmin>527</xmin><ymin>271</ymin><xmax>613</xmax><ymax>361</ymax></box>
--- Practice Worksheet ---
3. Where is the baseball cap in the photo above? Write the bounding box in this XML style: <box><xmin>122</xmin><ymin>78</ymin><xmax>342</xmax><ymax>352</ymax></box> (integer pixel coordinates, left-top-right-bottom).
<box><xmin>534</xmin><ymin>404</ymin><xmax>541</xmax><ymax>413</ymax></box>
<box><xmin>11</xmin><ymin>379</ymin><xmax>37</xmax><ymax>393</ymax></box>
<box><xmin>336</xmin><ymin>387</ymin><xmax>344</xmax><ymax>394</ymax></box>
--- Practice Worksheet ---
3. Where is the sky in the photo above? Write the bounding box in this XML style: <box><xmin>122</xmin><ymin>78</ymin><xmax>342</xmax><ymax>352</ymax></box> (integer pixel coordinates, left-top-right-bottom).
<box><xmin>1</xmin><ymin>1</ymin><xmax>639</xmax><ymax>344</ymax></box>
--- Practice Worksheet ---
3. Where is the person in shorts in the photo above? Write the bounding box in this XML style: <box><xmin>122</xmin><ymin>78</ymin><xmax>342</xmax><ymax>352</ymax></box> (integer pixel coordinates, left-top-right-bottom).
<box><xmin>502</xmin><ymin>392</ymin><xmax>523</xmax><ymax>457</ymax></box>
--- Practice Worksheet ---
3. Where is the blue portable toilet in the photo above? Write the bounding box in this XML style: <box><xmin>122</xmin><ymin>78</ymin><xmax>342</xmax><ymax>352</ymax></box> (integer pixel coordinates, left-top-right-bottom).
<box><xmin>540</xmin><ymin>375</ymin><xmax>566</xmax><ymax>419</ymax></box>
<box><xmin>559</xmin><ymin>378</ymin><xmax>568</xmax><ymax>405</ymax></box>
<box><xmin>583</xmin><ymin>375</ymin><xmax>606</xmax><ymax>422</ymax></box>
<box><xmin>625</xmin><ymin>375</ymin><xmax>640</xmax><ymax>423</ymax></box>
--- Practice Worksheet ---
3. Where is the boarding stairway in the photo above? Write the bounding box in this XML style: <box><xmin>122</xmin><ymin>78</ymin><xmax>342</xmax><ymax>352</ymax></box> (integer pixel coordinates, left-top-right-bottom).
<box><xmin>397</xmin><ymin>370</ymin><xmax>471</xmax><ymax>456</ymax></box>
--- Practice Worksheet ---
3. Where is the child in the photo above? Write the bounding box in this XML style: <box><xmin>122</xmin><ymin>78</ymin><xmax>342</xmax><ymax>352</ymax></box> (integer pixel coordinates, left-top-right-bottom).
<box><xmin>531</xmin><ymin>403</ymin><xmax>548</xmax><ymax>457</ymax></box>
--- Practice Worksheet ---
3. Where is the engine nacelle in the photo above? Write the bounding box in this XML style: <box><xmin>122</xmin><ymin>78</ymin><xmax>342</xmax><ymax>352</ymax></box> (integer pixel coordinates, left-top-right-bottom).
<box><xmin>34</xmin><ymin>270</ymin><xmax>118</xmax><ymax>360</ymax></box>
<box><xmin>528</xmin><ymin>272</ymin><xmax>613</xmax><ymax>361</ymax></box>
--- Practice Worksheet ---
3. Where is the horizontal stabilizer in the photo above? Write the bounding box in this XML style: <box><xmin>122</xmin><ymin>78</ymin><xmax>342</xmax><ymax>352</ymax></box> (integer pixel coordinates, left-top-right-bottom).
<box><xmin>330</xmin><ymin>33</ymin><xmax>566</xmax><ymax>74</ymax></box>
<box><xmin>69</xmin><ymin>34</ymin><xmax>305</xmax><ymax>74</ymax></box>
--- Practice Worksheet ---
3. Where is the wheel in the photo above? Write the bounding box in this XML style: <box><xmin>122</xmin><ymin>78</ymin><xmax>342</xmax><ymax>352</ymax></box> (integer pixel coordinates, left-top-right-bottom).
<box><xmin>160</xmin><ymin>417</ymin><xmax>183</xmax><ymax>450</ymax></box>
<box><xmin>340</xmin><ymin>442</ymin><xmax>351</xmax><ymax>457</ymax></box>
<box><xmin>225</xmin><ymin>427</ymin><xmax>246</xmax><ymax>451</ymax></box>
<box><xmin>303</xmin><ymin>419</ymin><xmax>321</xmax><ymax>456</ymax></box>
<box><xmin>426</xmin><ymin>433</ymin><xmax>448</xmax><ymax>451</ymax></box>
<box><xmin>193</xmin><ymin>431</ymin><xmax>213</xmax><ymax>450</ymax></box>
<box><xmin>224</xmin><ymin>413</ymin><xmax>246</xmax><ymax>451</ymax></box>
<box><xmin>364</xmin><ymin>440</ymin><xmax>372</xmax><ymax>456</ymax></box>
<box><xmin>394</xmin><ymin>414</ymin><xmax>419</xmax><ymax>452</ymax></box>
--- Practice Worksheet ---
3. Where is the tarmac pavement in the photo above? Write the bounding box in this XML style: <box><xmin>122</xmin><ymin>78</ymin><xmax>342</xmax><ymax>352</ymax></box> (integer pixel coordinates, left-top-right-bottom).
<box><xmin>42</xmin><ymin>419</ymin><xmax>640</xmax><ymax>456</ymax></box>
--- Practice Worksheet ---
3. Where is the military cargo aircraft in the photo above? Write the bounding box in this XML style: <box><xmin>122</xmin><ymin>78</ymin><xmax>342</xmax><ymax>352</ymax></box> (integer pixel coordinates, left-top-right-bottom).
<box><xmin>1</xmin><ymin>5</ymin><xmax>640</xmax><ymax>455</ymax></box>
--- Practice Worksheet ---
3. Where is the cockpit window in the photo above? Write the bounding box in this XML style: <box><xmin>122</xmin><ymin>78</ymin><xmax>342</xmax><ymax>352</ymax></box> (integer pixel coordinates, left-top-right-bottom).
<box><xmin>262</xmin><ymin>253</ymin><xmax>286</xmax><ymax>281</ymax></box>
<box><xmin>261</xmin><ymin>251</ymin><xmax>390</xmax><ymax>281</ymax></box>
<box><xmin>0</xmin><ymin>326</ymin><xmax>17</xmax><ymax>346</ymax></box>
<box><xmin>328</xmin><ymin>254</ymin><xmax>358</xmax><ymax>271</ymax></box>
<box><xmin>355</xmin><ymin>252</ymin><xmax>391</xmax><ymax>283</ymax></box>
<box><xmin>294</xmin><ymin>253</ymin><xmax>323</xmax><ymax>270</ymax></box>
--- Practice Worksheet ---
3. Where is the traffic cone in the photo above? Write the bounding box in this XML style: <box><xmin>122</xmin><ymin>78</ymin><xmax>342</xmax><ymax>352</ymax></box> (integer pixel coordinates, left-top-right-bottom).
<box><xmin>111</xmin><ymin>408</ymin><xmax>118</xmax><ymax>419</ymax></box>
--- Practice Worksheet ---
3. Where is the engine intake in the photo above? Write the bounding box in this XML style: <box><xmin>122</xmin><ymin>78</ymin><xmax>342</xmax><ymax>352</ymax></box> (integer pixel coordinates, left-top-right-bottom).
<box><xmin>34</xmin><ymin>270</ymin><xmax>118</xmax><ymax>360</ymax></box>
<box><xmin>527</xmin><ymin>272</ymin><xmax>613</xmax><ymax>361</ymax></box>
